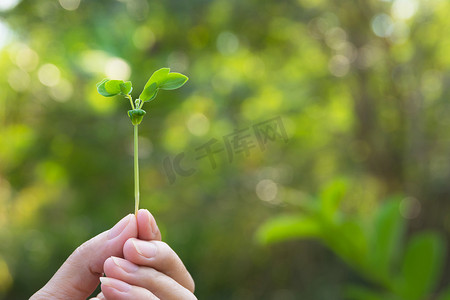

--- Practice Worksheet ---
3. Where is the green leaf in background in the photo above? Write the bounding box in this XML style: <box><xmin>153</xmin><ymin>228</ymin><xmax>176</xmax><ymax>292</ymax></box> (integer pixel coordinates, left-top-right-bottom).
<box><xmin>120</xmin><ymin>81</ymin><xmax>132</xmax><ymax>95</ymax></box>
<box><xmin>328</xmin><ymin>220</ymin><xmax>368</xmax><ymax>268</ymax></box>
<box><xmin>397</xmin><ymin>232</ymin><xmax>445</xmax><ymax>300</ymax></box>
<box><xmin>255</xmin><ymin>214</ymin><xmax>322</xmax><ymax>245</ymax></box>
<box><xmin>345</xmin><ymin>285</ymin><xmax>397</xmax><ymax>300</ymax></box>
<box><xmin>139</xmin><ymin>82</ymin><xmax>158</xmax><ymax>102</ymax></box>
<box><xmin>96</xmin><ymin>79</ymin><xmax>119</xmax><ymax>97</ymax></box>
<box><xmin>368</xmin><ymin>199</ymin><xmax>405</xmax><ymax>281</ymax></box>
<box><xmin>437</xmin><ymin>288</ymin><xmax>450</xmax><ymax>300</ymax></box>
<box><xmin>319</xmin><ymin>178</ymin><xmax>348</xmax><ymax>221</ymax></box>
<box><xmin>159</xmin><ymin>72</ymin><xmax>189</xmax><ymax>90</ymax></box>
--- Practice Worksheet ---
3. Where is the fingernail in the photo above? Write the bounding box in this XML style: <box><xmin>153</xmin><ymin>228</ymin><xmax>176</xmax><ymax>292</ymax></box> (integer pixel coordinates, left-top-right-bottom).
<box><xmin>108</xmin><ymin>215</ymin><xmax>132</xmax><ymax>240</ymax></box>
<box><xmin>100</xmin><ymin>277</ymin><xmax>131</xmax><ymax>293</ymax></box>
<box><xmin>132</xmin><ymin>240</ymin><xmax>157</xmax><ymax>258</ymax></box>
<box><xmin>144</xmin><ymin>209</ymin><xmax>160</xmax><ymax>238</ymax></box>
<box><xmin>111</xmin><ymin>256</ymin><xmax>139</xmax><ymax>273</ymax></box>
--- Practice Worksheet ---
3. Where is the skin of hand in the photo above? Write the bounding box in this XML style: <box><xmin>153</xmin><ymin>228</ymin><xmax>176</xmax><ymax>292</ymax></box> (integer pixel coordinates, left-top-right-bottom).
<box><xmin>30</xmin><ymin>209</ymin><xmax>195</xmax><ymax>300</ymax></box>
<box><xmin>91</xmin><ymin>210</ymin><xmax>196</xmax><ymax>300</ymax></box>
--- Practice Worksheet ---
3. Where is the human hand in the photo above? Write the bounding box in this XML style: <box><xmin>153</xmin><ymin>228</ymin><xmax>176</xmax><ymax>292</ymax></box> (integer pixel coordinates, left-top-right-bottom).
<box><xmin>30</xmin><ymin>212</ymin><xmax>139</xmax><ymax>300</ymax></box>
<box><xmin>91</xmin><ymin>209</ymin><xmax>196</xmax><ymax>299</ymax></box>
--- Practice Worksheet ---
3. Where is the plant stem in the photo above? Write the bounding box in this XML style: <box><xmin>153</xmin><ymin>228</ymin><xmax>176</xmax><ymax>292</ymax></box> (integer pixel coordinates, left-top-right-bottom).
<box><xmin>127</xmin><ymin>94</ymin><xmax>135</xmax><ymax>109</ymax></box>
<box><xmin>134</xmin><ymin>124</ymin><xmax>140</xmax><ymax>215</ymax></box>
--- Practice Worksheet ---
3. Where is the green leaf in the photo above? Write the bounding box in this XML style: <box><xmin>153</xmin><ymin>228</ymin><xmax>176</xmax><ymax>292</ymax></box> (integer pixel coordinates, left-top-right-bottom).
<box><xmin>255</xmin><ymin>214</ymin><xmax>321</xmax><ymax>245</ymax></box>
<box><xmin>319</xmin><ymin>178</ymin><xmax>348</xmax><ymax>221</ymax></box>
<box><xmin>159</xmin><ymin>72</ymin><xmax>189</xmax><ymax>90</ymax></box>
<box><xmin>345</xmin><ymin>285</ymin><xmax>396</xmax><ymax>300</ymax></box>
<box><xmin>368</xmin><ymin>199</ymin><xmax>405</xmax><ymax>281</ymax></box>
<box><xmin>327</xmin><ymin>220</ymin><xmax>368</xmax><ymax>268</ymax></box>
<box><xmin>139</xmin><ymin>68</ymin><xmax>170</xmax><ymax>101</ymax></box>
<box><xmin>397</xmin><ymin>232</ymin><xmax>445</xmax><ymax>300</ymax></box>
<box><xmin>138</xmin><ymin>68</ymin><xmax>188</xmax><ymax>101</ymax></box>
<box><xmin>105</xmin><ymin>80</ymin><xmax>123</xmax><ymax>94</ymax></box>
<box><xmin>97</xmin><ymin>79</ymin><xmax>119</xmax><ymax>97</ymax></box>
<box><xmin>120</xmin><ymin>81</ymin><xmax>132</xmax><ymax>95</ymax></box>
<box><xmin>143</xmin><ymin>68</ymin><xmax>170</xmax><ymax>90</ymax></box>
<box><xmin>139</xmin><ymin>82</ymin><xmax>158</xmax><ymax>102</ymax></box>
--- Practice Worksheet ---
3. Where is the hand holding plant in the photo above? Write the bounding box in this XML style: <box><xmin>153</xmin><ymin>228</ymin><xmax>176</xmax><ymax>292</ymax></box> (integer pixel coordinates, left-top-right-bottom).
<box><xmin>96</xmin><ymin>68</ymin><xmax>188</xmax><ymax>214</ymax></box>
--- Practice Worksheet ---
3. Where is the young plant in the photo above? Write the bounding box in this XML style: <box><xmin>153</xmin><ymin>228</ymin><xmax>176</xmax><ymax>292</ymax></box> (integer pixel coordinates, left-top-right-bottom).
<box><xmin>96</xmin><ymin>68</ymin><xmax>188</xmax><ymax>214</ymax></box>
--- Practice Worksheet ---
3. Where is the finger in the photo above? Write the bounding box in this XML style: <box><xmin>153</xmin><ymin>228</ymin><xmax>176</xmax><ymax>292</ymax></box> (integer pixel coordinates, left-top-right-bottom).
<box><xmin>104</xmin><ymin>257</ymin><xmax>196</xmax><ymax>300</ymax></box>
<box><xmin>136</xmin><ymin>209</ymin><xmax>161</xmax><ymax>241</ymax></box>
<box><xmin>96</xmin><ymin>292</ymin><xmax>106</xmax><ymax>300</ymax></box>
<box><xmin>31</xmin><ymin>214</ymin><xmax>138</xmax><ymax>300</ymax></box>
<box><xmin>100</xmin><ymin>277</ymin><xmax>159</xmax><ymax>300</ymax></box>
<box><xmin>123</xmin><ymin>239</ymin><xmax>194</xmax><ymax>292</ymax></box>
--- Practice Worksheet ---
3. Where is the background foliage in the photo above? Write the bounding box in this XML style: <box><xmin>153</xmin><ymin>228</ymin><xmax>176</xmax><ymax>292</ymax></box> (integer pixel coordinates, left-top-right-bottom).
<box><xmin>1</xmin><ymin>0</ymin><xmax>450</xmax><ymax>299</ymax></box>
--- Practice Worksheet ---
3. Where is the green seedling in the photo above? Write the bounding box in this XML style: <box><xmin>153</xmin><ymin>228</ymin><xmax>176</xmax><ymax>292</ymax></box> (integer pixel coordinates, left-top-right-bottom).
<box><xmin>96</xmin><ymin>68</ymin><xmax>188</xmax><ymax>214</ymax></box>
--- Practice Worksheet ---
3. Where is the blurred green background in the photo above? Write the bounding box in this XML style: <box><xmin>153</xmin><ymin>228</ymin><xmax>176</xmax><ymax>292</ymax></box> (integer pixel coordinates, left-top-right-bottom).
<box><xmin>1</xmin><ymin>0</ymin><xmax>450</xmax><ymax>299</ymax></box>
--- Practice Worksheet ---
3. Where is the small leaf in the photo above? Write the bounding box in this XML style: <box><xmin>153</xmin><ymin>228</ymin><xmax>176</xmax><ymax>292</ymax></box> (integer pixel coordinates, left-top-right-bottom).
<box><xmin>319</xmin><ymin>178</ymin><xmax>348</xmax><ymax>221</ymax></box>
<box><xmin>255</xmin><ymin>214</ymin><xmax>321</xmax><ymax>245</ymax></box>
<box><xmin>120</xmin><ymin>81</ymin><xmax>132</xmax><ymax>95</ymax></box>
<box><xmin>397</xmin><ymin>232</ymin><xmax>445</xmax><ymax>300</ymax></box>
<box><xmin>328</xmin><ymin>220</ymin><xmax>368</xmax><ymax>268</ymax></box>
<box><xmin>147</xmin><ymin>88</ymin><xmax>158</xmax><ymax>101</ymax></box>
<box><xmin>105</xmin><ymin>80</ymin><xmax>123</xmax><ymax>95</ymax></box>
<box><xmin>368</xmin><ymin>199</ymin><xmax>405</xmax><ymax>281</ymax></box>
<box><xmin>139</xmin><ymin>82</ymin><xmax>158</xmax><ymax>102</ymax></box>
<box><xmin>97</xmin><ymin>79</ymin><xmax>119</xmax><ymax>97</ymax></box>
<box><xmin>159</xmin><ymin>73</ymin><xmax>189</xmax><ymax>90</ymax></box>
<box><xmin>142</xmin><ymin>68</ymin><xmax>170</xmax><ymax>90</ymax></box>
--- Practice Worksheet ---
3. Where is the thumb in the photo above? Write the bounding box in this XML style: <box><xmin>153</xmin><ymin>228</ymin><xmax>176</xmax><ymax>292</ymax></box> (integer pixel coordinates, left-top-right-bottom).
<box><xmin>31</xmin><ymin>214</ymin><xmax>138</xmax><ymax>300</ymax></box>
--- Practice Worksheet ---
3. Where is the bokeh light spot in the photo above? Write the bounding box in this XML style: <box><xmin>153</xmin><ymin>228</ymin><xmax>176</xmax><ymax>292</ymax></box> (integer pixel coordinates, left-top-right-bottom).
<box><xmin>325</xmin><ymin>27</ymin><xmax>347</xmax><ymax>50</ymax></box>
<box><xmin>399</xmin><ymin>197</ymin><xmax>421</xmax><ymax>219</ymax></box>
<box><xmin>167</xmin><ymin>51</ymin><xmax>189</xmax><ymax>73</ymax></box>
<box><xmin>329</xmin><ymin>55</ymin><xmax>350</xmax><ymax>77</ymax></box>
<box><xmin>217</xmin><ymin>31</ymin><xmax>239</xmax><ymax>55</ymax></box>
<box><xmin>133</xmin><ymin>26</ymin><xmax>155</xmax><ymax>50</ymax></box>
<box><xmin>8</xmin><ymin>69</ymin><xmax>30</xmax><ymax>92</ymax></box>
<box><xmin>256</xmin><ymin>179</ymin><xmax>278</xmax><ymax>203</ymax></box>
<box><xmin>371</xmin><ymin>14</ymin><xmax>394</xmax><ymax>37</ymax></box>
<box><xmin>186</xmin><ymin>113</ymin><xmax>210</xmax><ymax>136</ymax></box>
<box><xmin>391</xmin><ymin>0</ymin><xmax>418</xmax><ymax>20</ymax></box>
<box><xmin>49</xmin><ymin>79</ymin><xmax>74</xmax><ymax>102</ymax></box>
<box><xmin>79</xmin><ymin>50</ymin><xmax>109</xmax><ymax>74</ymax></box>
<box><xmin>389</xmin><ymin>21</ymin><xmax>410</xmax><ymax>44</ymax></box>
<box><xmin>0</xmin><ymin>20</ymin><xmax>13</xmax><ymax>49</ymax></box>
<box><xmin>58</xmin><ymin>0</ymin><xmax>80</xmax><ymax>11</ymax></box>
<box><xmin>15</xmin><ymin>46</ymin><xmax>39</xmax><ymax>71</ymax></box>
<box><xmin>105</xmin><ymin>57</ymin><xmax>131</xmax><ymax>80</ymax></box>
<box><xmin>0</xmin><ymin>0</ymin><xmax>20</xmax><ymax>11</ymax></box>
<box><xmin>38</xmin><ymin>63</ymin><xmax>61</xmax><ymax>87</ymax></box>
